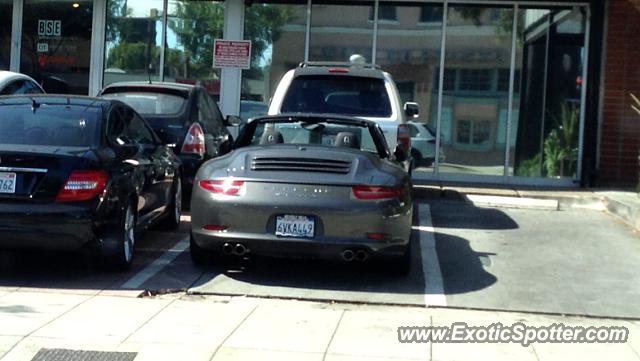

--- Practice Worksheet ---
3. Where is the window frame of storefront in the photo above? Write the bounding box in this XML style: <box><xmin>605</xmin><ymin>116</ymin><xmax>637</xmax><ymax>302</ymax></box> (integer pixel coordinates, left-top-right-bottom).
<box><xmin>5</xmin><ymin>0</ymin><xmax>594</xmax><ymax>186</ymax></box>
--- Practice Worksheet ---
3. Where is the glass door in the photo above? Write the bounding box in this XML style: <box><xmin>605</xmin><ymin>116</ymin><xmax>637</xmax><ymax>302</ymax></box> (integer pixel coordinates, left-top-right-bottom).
<box><xmin>411</xmin><ymin>3</ymin><xmax>589</xmax><ymax>185</ymax></box>
<box><xmin>438</xmin><ymin>4</ymin><xmax>515</xmax><ymax>177</ymax></box>
<box><xmin>511</xmin><ymin>7</ymin><xmax>587</xmax><ymax>180</ymax></box>
<box><xmin>20</xmin><ymin>0</ymin><xmax>93</xmax><ymax>94</ymax></box>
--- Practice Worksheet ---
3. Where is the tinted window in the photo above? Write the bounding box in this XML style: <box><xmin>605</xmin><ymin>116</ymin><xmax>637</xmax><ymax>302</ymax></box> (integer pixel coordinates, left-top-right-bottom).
<box><xmin>281</xmin><ymin>76</ymin><xmax>392</xmax><ymax>117</ymax></box>
<box><xmin>196</xmin><ymin>91</ymin><xmax>216</xmax><ymax>132</ymax></box>
<box><xmin>126</xmin><ymin>110</ymin><xmax>157</xmax><ymax>145</ymax></box>
<box><xmin>107</xmin><ymin>107</ymin><xmax>127</xmax><ymax>142</ymax></box>
<box><xmin>199</xmin><ymin>91</ymin><xmax>228</xmax><ymax>136</ymax></box>
<box><xmin>102</xmin><ymin>92</ymin><xmax>187</xmax><ymax>116</ymax></box>
<box><xmin>0</xmin><ymin>104</ymin><xmax>100</xmax><ymax>147</ymax></box>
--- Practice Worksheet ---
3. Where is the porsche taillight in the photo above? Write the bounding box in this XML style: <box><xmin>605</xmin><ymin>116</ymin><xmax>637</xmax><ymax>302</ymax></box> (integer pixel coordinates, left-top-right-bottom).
<box><xmin>352</xmin><ymin>185</ymin><xmax>404</xmax><ymax>200</ymax></box>
<box><xmin>199</xmin><ymin>178</ymin><xmax>245</xmax><ymax>196</ymax></box>
<box><xmin>56</xmin><ymin>170</ymin><xmax>108</xmax><ymax>202</ymax></box>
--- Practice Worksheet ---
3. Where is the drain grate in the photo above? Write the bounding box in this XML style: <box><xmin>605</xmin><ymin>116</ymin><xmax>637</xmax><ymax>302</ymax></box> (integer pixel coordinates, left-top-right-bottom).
<box><xmin>31</xmin><ymin>348</ymin><xmax>137</xmax><ymax>361</ymax></box>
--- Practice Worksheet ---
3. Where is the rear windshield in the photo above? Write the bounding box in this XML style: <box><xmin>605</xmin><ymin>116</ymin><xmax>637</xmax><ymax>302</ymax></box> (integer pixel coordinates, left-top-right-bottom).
<box><xmin>281</xmin><ymin>75</ymin><xmax>392</xmax><ymax>117</ymax></box>
<box><xmin>102</xmin><ymin>92</ymin><xmax>187</xmax><ymax>116</ymax></box>
<box><xmin>0</xmin><ymin>104</ymin><xmax>100</xmax><ymax>147</ymax></box>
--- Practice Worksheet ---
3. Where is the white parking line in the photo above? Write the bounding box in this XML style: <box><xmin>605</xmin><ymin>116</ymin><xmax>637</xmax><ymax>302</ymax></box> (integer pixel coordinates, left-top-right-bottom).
<box><xmin>121</xmin><ymin>238</ymin><xmax>190</xmax><ymax>289</ymax></box>
<box><xmin>417</xmin><ymin>204</ymin><xmax>447</xmax><ymax>307</ymax></box>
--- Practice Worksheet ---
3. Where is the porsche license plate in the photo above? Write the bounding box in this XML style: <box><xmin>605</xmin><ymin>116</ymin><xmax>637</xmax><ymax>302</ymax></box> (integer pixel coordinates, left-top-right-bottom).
<box><xmin>276</xmin><ymin>215</ymin><xmax>315</xmax><ymax>238</ymax></box>
<box><xmin>0</xmin><ymin>172</ymin><xmax>16</xmax><ymax>194</ymax></box>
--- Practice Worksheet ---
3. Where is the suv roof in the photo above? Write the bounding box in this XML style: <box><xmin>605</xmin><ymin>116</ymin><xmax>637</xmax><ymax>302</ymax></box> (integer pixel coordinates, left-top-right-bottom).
<box><xmin>293</xmin><ymin>62</ymin><xmax>386</xmax><ymax>80</ymax></box>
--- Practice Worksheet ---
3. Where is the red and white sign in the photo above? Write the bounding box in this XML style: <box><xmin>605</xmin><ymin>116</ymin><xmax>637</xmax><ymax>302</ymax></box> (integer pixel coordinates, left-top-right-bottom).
<box><xmin>213</xmin><ymin>40</ymin><xmax>251</xmax><ymax>69</ymax></box>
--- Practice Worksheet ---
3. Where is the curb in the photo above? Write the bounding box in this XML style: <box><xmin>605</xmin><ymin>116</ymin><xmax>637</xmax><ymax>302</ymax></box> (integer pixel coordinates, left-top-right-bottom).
<box><xmin>413</xmin><ymin>185</ymin><xmax>639</xmax><ymax>231</ymax></box>
<box><xmin>602</xmin><ymin>196</ymin><xmax>640</xmax><ymax>231</ymax></box>
<box><xmin>464</xmin><ymin>194</ymin><xmax>559</xmax><ymax>211</ymax></box>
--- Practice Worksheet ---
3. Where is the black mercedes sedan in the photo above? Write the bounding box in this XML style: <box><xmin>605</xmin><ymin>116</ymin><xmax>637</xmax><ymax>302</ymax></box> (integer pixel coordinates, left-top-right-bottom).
<box><xmin>99</xmin><ymin>82</ymin><xmax>240</xmax><ymax>200</ymax></box>
<box><xmin>0</xmin><ymin>95</ymin><xmax>182</xmax><ymax>270</ymax></box>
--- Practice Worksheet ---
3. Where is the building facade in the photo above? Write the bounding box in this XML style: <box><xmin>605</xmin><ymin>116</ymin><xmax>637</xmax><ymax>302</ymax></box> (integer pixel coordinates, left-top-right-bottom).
<box><xmin>1</xmin><ymin>0</ymin><xmax>635</xmax><ymax>188</ymax></box>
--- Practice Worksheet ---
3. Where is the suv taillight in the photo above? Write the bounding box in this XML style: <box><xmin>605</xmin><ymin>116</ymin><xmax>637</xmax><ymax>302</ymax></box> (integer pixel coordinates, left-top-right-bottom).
<box><xmin>199</xmin><ymin>178</ymin><xmax>245</xmax><ymax>196</ymax></box>
<box><xmin>397</xmin><ymin>124</ymin><xmax>411</xmax><ymax>149</ymax></box>
<box><xmin>181</xmin><ymin>123</ymin><xmax>205</xmax><ymax>156</ymax></box>
<box><xmin>56</xmin><ymin>170</ymin><xmax>108</xmax><ymax>202</ymax></box>
<box><xmin>352</xmin><ymin>185</ymin><xmax>404</xmax><ymax>200</ymax></box>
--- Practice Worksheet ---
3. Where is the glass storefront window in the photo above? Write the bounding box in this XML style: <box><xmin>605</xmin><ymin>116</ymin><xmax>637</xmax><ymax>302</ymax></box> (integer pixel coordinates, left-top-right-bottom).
<box><xmin>104</xmin><ymin>0</ymin><xmax>164</xmax><ymax>86</ymax></box>
<box><xmin>376</xmin><ymin>2</ymin><xmax>443</xmax><ymax>172</ymax></box>
<box><xmin>439</xmin><ymin>5</ymin><xmax>514</xmax><ymax>176</ymax></box>
<box><xmin>241</xmin><ymin>1</ymin><xmax>306</xmax><ymax>120</ymax></box>
<box><xmin>20</xmin><ymin>0</ymin><xmax>93</xmax><ymax>94</ymax></box>
<box><xmin>512</xmin><ymin>7</ymin><xmax>585</xmax><ymax>179</ymax></box>
<box><xmin>0</xmin><ymin>0</ymin><xmax>12</xmax><ymax>70</ymax></box>
<box><xmin>165</xmin><ymin>0</ymin><xmax>224</xmax><ymax>100</ymax></box>
<box><xmin>309</xmin><ymin>1</ymin><xmax>374</xmax><ymax>63</ymax></box>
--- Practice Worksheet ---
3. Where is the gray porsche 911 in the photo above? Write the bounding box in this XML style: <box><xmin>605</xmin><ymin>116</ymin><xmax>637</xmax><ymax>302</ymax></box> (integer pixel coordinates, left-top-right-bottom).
<box><xmin>189</xmin><ymin>114</ymin><xmax>413</xmax><ymax>273</ymax></box>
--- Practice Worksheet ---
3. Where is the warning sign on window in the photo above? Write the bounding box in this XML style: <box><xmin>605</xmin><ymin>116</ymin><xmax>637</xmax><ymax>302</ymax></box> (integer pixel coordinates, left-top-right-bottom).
<box><xmin>213</xmin><ymin>40</ymin><xmax>251</xmax><ymax>69</ymax></box>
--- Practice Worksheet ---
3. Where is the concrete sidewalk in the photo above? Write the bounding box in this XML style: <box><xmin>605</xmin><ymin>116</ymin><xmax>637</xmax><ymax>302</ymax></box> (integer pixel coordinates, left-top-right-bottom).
<box><xmin>414</xmin><ymin>185</ymin><xmax>640</xmax><ymax>231</ymax></box>
<box><xmin>0</xmin><ymin>289</ymin><xmax>638</xmax><ymax>361</ymax></box>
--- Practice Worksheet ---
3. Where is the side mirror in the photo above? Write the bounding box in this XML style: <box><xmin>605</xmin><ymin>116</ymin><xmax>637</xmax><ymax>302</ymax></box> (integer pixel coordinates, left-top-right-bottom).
<box><xmin>225</xmin><ymin>115</ymin><xmax>242</xmax><ymax>126</ymax></box>
<box><xmin>404</xmin><ymin>102</ymin><xmax>420</xmax><ymax>118</ymax></box>
<box><xmin>394</xmin><ymin>145</ymin><xmax>408</xmax><ymax>163</ymax></box>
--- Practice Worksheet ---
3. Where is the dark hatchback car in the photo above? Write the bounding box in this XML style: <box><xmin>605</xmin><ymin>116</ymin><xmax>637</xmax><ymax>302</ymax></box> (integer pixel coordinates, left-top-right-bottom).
<box><xmin>99</xmin><ymin>82</ymin><xmax>238</xmax><ymax>197</ymax></box>
<box><xmin>0</xmin><ymin>95</ymin><xmax>182</xmax><ymax>269</ymax></box>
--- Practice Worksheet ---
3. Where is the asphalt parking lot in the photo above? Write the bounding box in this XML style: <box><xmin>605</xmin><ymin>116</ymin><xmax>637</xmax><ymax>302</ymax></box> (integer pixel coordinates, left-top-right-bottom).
<box><xmin>1</xmin><ymin>195</ymin><xmax>639</xmax><ymax>319</ymax></box>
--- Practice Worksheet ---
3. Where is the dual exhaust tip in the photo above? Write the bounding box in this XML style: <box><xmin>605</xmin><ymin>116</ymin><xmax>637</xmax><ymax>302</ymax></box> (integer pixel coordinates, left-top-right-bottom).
<box><xmin>222</xmin><ymin>243</ymin><xmax>368</xmax><ymax>261</ymax></box>
<box><xmin>223</xmin><ymin>242</ymin><xmax>248</xmax><ymax>256</ymax></box>
<box><xmin>341</xmin><ymin>249</ymin><xmax>369</xmax><ymax>262</ymax></box>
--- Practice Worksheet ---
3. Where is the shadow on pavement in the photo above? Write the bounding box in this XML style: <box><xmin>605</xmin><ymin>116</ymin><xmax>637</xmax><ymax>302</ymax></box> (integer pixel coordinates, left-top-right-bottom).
<box><xmin>188</xmin><ymin>223</ymin><xmax>428</xmax><ymax>304</ymax></box>
<box><xmin>0</xmin><ymin>219</ymin><xmax>192</xmax><ymax>292</ymax></box>
<box><xmin>188</xmin><ymin>202</ymin><xmax>503</xmax><ymax>303</ymax></box>
<box><xmin>434</xmin><ymin>232</ymin><xmax>498</xmax><ymax>295</ymax></box>
<box><xmin>429</xmin><ymin>199</ymin><xmax>519</xmax><ymax>230</ymax></box>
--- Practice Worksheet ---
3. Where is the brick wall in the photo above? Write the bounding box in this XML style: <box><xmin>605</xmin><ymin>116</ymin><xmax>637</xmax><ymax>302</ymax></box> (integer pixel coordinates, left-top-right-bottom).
<box><xmin>599</xmin><ymin>0</ymin><xmax>640</xmax><ymax>187</ymax></box>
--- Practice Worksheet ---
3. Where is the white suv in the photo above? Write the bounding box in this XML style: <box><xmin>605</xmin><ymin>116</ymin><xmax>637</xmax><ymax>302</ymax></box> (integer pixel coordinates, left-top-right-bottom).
<box><xmin>268</xmin><ymin>62</ymin><xmax>418</xmax><ymax>171</ymax></box>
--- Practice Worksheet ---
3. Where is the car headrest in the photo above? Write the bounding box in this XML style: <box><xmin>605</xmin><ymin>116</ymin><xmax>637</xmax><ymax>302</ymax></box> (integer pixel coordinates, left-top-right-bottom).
<box><xmin>260</xmin><ymin>129</ymin><xmax>284</xmax><ymax>145</ymax></box>
<box><xmin>334</xmin><ymin>132</ymin><xmax>360</xmax><ymax>149</ymax></box>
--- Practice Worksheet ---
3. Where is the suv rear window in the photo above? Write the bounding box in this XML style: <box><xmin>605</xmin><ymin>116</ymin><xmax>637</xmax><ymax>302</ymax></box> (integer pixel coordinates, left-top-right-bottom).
<box><xmin>281</xmin><ymin>75</ymin><xmax>392</xmax><ymax>117</ymax></box>
<box><xmin>0</xmin><ymin>105</ymin><xmax>100</xmax><ymax>147</ymax></box>
<box><xmin>102</xmin><ymin>92</ymin><xmax>187</xmax><ymax>116</ymax></box>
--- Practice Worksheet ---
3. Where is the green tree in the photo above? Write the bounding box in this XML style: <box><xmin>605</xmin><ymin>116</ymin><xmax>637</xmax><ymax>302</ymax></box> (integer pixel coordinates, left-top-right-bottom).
<box><xmin>107</xmin><ymin>42</ymin><xmax>160</xmax><ymax>71</ymax></box>
<box><xmin>167</xmin><ymin>2</ymin><xmax>224</xmax><ymax>79</ymax></box>
<box><xmin>167</xmin><ymin>1</ymin><xmax>296</xmax><ymax>79</ymax></box>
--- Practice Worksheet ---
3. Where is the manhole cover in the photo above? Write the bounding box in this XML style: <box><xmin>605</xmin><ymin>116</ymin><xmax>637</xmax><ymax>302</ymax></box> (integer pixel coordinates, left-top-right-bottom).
<box><xmin>31</xmin><ymin>349</ymin><xmax>136</xmax><ymax>361</ymax></box>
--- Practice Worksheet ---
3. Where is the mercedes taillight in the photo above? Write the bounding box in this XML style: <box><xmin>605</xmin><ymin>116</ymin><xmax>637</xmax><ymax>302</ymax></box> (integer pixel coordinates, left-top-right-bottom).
<box><xmin>56</xmin><ymin>170</ymin><xmax>108</xmax><ymax>202</ymax></box>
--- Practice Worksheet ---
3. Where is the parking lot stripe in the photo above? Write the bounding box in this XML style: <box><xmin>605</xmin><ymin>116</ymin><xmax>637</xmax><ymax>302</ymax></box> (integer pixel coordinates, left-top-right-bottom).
<box><xmin>121</xmin><ymin>239</ymin><xmax>190</xmax><ymax>289</ymax></box>
<box><xmin>418</xmin><ymin>204</ymin><xmax>447</xmax><ymax>307</ymax></box>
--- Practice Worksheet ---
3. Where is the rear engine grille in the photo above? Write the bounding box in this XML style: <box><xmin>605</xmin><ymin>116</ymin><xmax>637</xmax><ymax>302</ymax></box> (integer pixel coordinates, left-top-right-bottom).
<box><xmin>251</xmin><ymin>157</ymin><xmax>351</xmax><ymax>174</ymax></box>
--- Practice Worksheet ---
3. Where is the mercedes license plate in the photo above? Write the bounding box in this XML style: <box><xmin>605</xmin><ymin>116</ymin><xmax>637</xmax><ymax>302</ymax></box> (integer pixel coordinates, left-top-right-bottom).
<box><xmin>0</xmin><ymin>172</ymin><xmax>16</xmax><ymax>194</ymax></box>
<box><xmin>276</xmin><ymin>215</ymin><xmax>315</xmax><ymax>238</ymax></box>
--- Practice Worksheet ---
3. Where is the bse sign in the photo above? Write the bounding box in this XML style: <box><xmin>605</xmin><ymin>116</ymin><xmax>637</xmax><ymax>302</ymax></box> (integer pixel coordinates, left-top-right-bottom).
<box><xmin>38</xmin><ymin>20</ymin><xmax>61</xmax><ymax>37</ymax></box>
